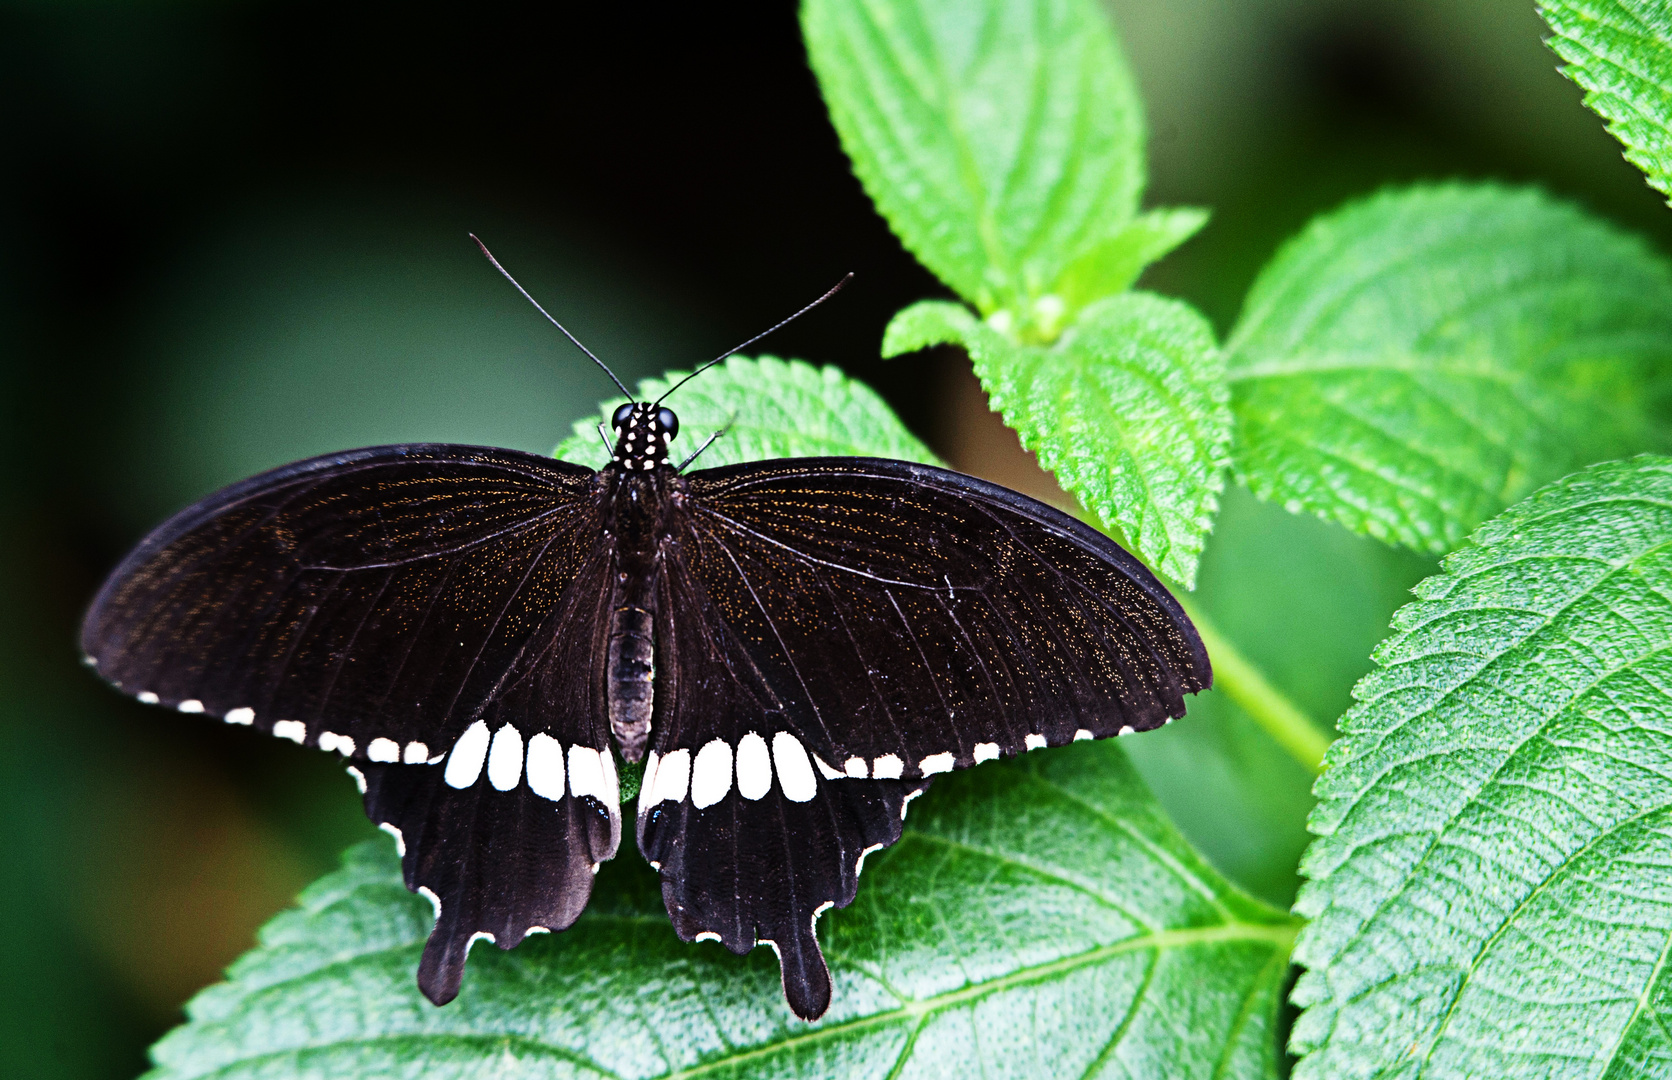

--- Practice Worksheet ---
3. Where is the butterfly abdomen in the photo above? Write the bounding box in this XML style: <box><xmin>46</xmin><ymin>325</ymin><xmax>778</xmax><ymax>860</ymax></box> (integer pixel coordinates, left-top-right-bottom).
<box><xmin>607</xmin><ymin>599</ymin><xmax>655</xmax><ymax>762</ymax></box>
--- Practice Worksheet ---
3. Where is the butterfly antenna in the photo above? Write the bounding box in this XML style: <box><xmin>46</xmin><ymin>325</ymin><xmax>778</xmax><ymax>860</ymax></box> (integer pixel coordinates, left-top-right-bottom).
<box><xmin>656</xmin><ymin>273</ymin><xmax>853</xmax><ymax>406</ymax></box>
<box><xmin>471</xmin><ymin>234</ymin><xmax>634</xmax><ymax>400</ymax></box>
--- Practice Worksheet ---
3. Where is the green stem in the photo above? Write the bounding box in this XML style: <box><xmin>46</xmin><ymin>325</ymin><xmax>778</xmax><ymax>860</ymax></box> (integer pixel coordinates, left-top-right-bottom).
<box><xmin>1181</xmin><ymin>599</ymin><xmax>1332</xmax><ymax>775</ymax></box>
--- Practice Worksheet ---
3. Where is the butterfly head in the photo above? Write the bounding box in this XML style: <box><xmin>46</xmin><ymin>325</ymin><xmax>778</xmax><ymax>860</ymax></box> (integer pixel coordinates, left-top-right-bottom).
<box><xmin>610</xmin><ymin>402</ymin><xmax>679</xmax><ymax>471</ymax></box>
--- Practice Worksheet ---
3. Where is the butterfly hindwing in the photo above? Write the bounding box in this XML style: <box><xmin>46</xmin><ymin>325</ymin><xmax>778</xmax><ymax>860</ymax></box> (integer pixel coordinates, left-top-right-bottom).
<box><xmin>675</xmin><ymin>456</ymin><xmax>1210</xmax><ymax>779</ymax></box>
<box><xmin>637</xmin><ymin>553</ymin><xmax>928</xmax><ymax>1018</ymax></box>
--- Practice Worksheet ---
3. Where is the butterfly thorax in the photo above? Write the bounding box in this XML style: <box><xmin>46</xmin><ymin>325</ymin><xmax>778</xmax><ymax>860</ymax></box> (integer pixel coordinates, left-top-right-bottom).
<box><xmin>601</xmin><ymin>402</ymin><xmax>684</xmax><ymax>762</ymax></box>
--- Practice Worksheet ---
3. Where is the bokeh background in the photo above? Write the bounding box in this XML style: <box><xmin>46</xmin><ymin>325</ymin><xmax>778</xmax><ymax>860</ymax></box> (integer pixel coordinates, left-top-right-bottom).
<box><xmin>4</xmin><ymin>1</ymin><xmax>1667</xmax><ymax>1075</ymax></box>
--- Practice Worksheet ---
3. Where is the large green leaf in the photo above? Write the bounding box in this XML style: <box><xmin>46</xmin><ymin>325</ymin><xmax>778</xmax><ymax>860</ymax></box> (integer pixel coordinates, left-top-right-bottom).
<box><xmin>555</xmin><ymin>353</ymin><xmax>939</xmax><ymax>470</ymax></box>
<box><xmin>1291</xmin><ymin>455</ymin><xmax>1672</xmax><ymax>1078</ymax></box>
<box><xmin>148</xmin><ymin>745</ymin><xmax>1297</xmax><ymax>1079</ymax></box>
<box><xmin>1542</xmin><ymin>0</ymin><xmax>1672</xmax><ymax>204</ymax></box>
<box><xmin>1227</xmin><ymin>183</ymin><xmax>1672</xmax><ymax>555</ymax></box>
<box><xmin>884</xmin><ymin>293</ymin><xmax>1231</xmax><ymax>587</ymax></box>
<box><xmin>805</xmin><ymin>0</ymin><xmax>1198</xmax><ymax>332</ymax></box>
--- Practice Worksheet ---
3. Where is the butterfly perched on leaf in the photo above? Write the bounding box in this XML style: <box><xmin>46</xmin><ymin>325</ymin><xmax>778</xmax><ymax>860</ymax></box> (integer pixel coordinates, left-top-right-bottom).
<box><xmin>80</xmin><ymin>251</ymin><xmax>1210</xmax><ymax>1020</ymax></box>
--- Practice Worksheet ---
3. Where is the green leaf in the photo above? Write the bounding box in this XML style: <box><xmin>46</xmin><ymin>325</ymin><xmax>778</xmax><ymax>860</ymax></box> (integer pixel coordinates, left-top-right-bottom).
<box><xmin>1053</xmin><ymin>207</ymin><xmax>1211</xmax><ymax>318</ymax></box>
<box><xmin>1290</xmin><ymin>455</ymin><xmax>1672</xmax><ymax>1079</ymax></box>
<box><xmin>803</xmin><ymin>0</ymin><xmax>1157</xmax><ymax>324</ymax></box>
<box><xmin>149</xmin><ymin>745</ymin><xmax>1298</xmax><ymax>1079</ymax></box>
<box><xmin>554</xmin><ymin>353</ymin><xmax>938</xmax><ymax>469</ymax></box>
<box><xmin>885</xmin><ymin>295</ymin><xmax>1231</xmax><ymax>587</ymax></box>
<box><xmin>1542</xmin><ymin>0</ymin><xmax>1672</xmax><ymax>204</ymax></box>
<box><xmin>1227</xmin><ymin>182</ymin><xmax>1672</xmax><ymax>555</ymax></box>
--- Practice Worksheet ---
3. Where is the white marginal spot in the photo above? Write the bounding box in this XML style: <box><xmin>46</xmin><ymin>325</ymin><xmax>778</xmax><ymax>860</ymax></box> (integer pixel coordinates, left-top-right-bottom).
<box><xmin>973</xmin><ymin>742</ymin><xmax>1000</xmax><ymax>763</ymax></box>
<box><xmin>427</xmin><ymin>752</ymin><xmax>445</xmax><ymax>764</ymax></box>
<box><xmin>1073</xmin><ymin>729</ymin><xmax>1092</xmax><ymax>742</ymax></box>
<box><xmin>403</xmin><ymin>740</ymin><xmax>430</xmax><ymax>764</ymax></box>
<box><xmin>919</xmin><ymin>751</ymin><xmax>955</xmax><ymax>776</ymax></box>
<box><xmin>137</xmin><ymin>691</ymin><xmax>159</xmax><ymax>705</ymax></box>
<box><xmin>526</xmin><ymin>733</ymin><xmax>566</xmax><ymax>801</ymax></box>
<box><xmin>367</xmin><ymin>737</ymin><xmax>400</xmax><ymax>762</ymax></box>
<box><xmin>735</xmin><ymin>732</ymin><xmax>772</xmax><ymax>800</ymax></box>
<box><xmin>694</xmin><ymin>931</ymin><xmax>721</xmax><ymax>944</ymax></box>
<box><xmin>772</xmin><ymin>732</ymin><xmax>817</xmax><ymax>803</ymax></box>
<box><xmin>844</xmin><ymin>756</ymin><xmax>868</xmax><ymax>779</ymax></box>
<box><xmin>1118</xmin><ymin>725</ymin><xmax>1135</xmax><ymax>737</ymax></box>
<box><xmin>487</xmin><ymin>723</ymin><xmax>525</xmax><ymax>791</ymax></box>
<box><xmin>759</xmin><ymin>938</ymin><xmax>783</xmax><ymax>963</ymax></box>
<box><xmin>872</xmin><ymin>753</ymin><xmax>903</xmax><ymax>779</ymax></box>
<box><xmin>567</xmin><ymin>744</ymin><xmax>607</xmax><ymax>802</ymax></box>
<box><xmin>467</xmin><ymin>931</ymin><xmax>496</xmax><ymax>954</ymax></box>
<box><xmin>225</xmin><ymin>707</ymin><xmax>255</xmax><ymax>726</ymax></box>
<box><xmin>855</xmin><ymin>842</ymin><xmax>885</xmax><ymax>877</ymax></box>
<box><xmin>178</xmin><ymin>699</ymin><xmax>204</xmax><ymax>714</ymax></box>
<box><xmin>444</xmin><ymin>720</ymin><xmax>491</xmax><ymax>788</ymax></box>
<box><xmin>691</xmin><ymin>739</ymin><xmax>733</xmax><ymax>809</ymax></box>
<box><xmin>82</xmin><ymin>655</ymin><xmax>97</xmax><ymax>668</ymax></box>
<box><xmin>379</xmin><ymin>821</ymin><xmax>405</xmax><ymax>856</ymax></box>
<box><xmin>273</xmin><ymin>720</ymin><xmax>306</xmax><ymax>744</ymax></box>
<box><xmin>1024</xmin><ymin>733</ymin><xmax>1047</xmax><ymax>751</ymax></box>
<box><xmin>811</xmin><ymin>901</ymin><xmax>835</xmax><ymax>939</ymax></box>
<box><xmin>418</xmin><ymin>886</ymin><xmax>442</xmax><ymax>921</ymax></box>
<box><xmin>813</xmin><ymin>755</ymin><xmax>842</xmax><ymax>780</ymax></box>
<box><xmin>651</xmin><ymin>748</ymin><xmax>692</xmax><ymax>806</ymax></box>
<box><xmin>346</xmin><ymin>765</ymin><xmax>367</xmax><ymax>793</ymax></box>
<box><xmin>901</xmin><ymin>788</ymin><xmax>924</xmax><ymax>821</ymax></box>
<box><xmin>523</xmin><ymin>926</ymin><xmax>550</xmax><ymax>939</ymax></box>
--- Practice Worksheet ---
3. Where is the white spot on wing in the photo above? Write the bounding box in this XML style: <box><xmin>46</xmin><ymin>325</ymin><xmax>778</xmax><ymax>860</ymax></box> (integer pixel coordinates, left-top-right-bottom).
<box><xmin>599</xmin><ymin>747</ymin><xmax>620</xmax><ymax>816</ymax></box>
<box><xmin>1024</xmin><ymin>733</ymin><xmax>1047</xmax><ymax>751</ymax></box>
<box><xmin>225</xmin><ymin>707</ymin><xmax>255</xmax><ymax>726</ymax></box>
<box><xmin>379</xmin><ymin>821</ymin><xmax>405</xmax><ymax>856</ymax></box>
<box><xmin>367</xmin><ymin>737</ymin><xmax>400</xmax><ymax>762</ymax></box>
<box><xmin>872</xmin><ymin>753</ymin><xmax>903</xmax><ymax>779</ymax></box>
<box><xmin>178</xmin><ymin>699</ymin><xmax>204</xmax><ymax>714</ymax></box>
<box><xmin>813</xmin><ymin>754</ymin><xmax>842</xmax><ymax>781</ymax></box>
<box><xmin>273</xmin><ymin>720</ymin><xmax>305</xmax><ymax>744</ymax></box>
<box><xmin>973</xmin><ymin>742</ymin><xmax>999</xmax><ymax>763</ymax></box>
<box><xmin>856</xmin><ymin>842</ymin><xmax>885</xmax><ymax>876</ymax></box>
<box><xmin>901</xmin><ymin>787</ymin><xmax>925</xmax><ymax>820</ymax></box>
<box><xmin>403</xmin><ymin>740</ymin><xmax>430</xmax><ymax>764</ymax></box>
<box><xmin>691</xmin><ymin>739</ymin><xmax>733</xmax><ymax>809</ymax></box>
<box><xmin>466</xmin><ymin>931</ymin><xmax>496</xmax><ymax>953</ymax></box>
<box><xmin>651</xmin><ymin>747</ymin><xmax>692</xmax><ymax>806</ymax></box>
<box><xmin>772</xmin><ymin>732</ymin><xmax>816</xmax><ymax>803</ymax></box>
<box><xmin>346</xmin><ymin>765</ymin><xmax>366</xmax><ymax>793</ymax></box>
<box><xmin>137</xmin><ymin>691</ymin><xmax>159</xmax><ymax>705</ymax></box>
<box><xmin>1073</xmin><ymin>729</ymin><xmax>1092</xmax><ymax>742</ymax></box>
<box><xmin>487</xmin><ymin>723</ymin><xmax>524</xmax><ymax>791</ymax></box>
<box><xmin>525</xmin><ymin>733</ymin><xmax>565</xmax><ymax>801</ymax></box>
<box><xmin>444</xmin><ymin>720</ymin><xmax>491</xmax><ymax>788</ymax></box>
<box><xmin>566</xmin><ymin>744</ymin><xmax>607</xmax><ymax>802</ymax></box>
<box><xmin>844</xmin><ymin>756</ymin><xmax>868</xmax><ymax>778</ymax></box>
<box><xmin>735</xmin><ymin>732</ymin><xmax>771</xmax><ymax>800</ymax></box>
<box><xmin>919</xmin><ymin>751</ymin><xmax>955</xmax><ymax>775</ymax></box>
<box><xmin>418</xmin><ymin>886</ymin><xmax>442</xmax><ymax>921</ymax></box>
<box><xmin>1118</xmin><ymin>725</ymin><xmax>1135</xmax><ymax>736</ymax></box>
<box><xmin>523</xmin><ymin>926</ymin><xmax>550</xmax><ymax>939</ymax></box>
<box><xmin>694</xmin><ymin>931</ymin><xmax>721</xmax><ymax>944</ymax></box>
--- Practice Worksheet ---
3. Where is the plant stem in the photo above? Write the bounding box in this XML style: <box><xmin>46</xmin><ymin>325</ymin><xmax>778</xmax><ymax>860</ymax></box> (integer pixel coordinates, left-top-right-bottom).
<box><xmin>1181</xmin><ymin>599</ymin><xmax>1332</xmax><ymax>774</ymax></box>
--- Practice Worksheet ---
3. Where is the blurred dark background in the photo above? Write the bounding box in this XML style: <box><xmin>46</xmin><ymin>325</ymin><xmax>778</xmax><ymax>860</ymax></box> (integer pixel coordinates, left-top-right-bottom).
<box><xmin>4</xmin><ymin>1</ymin><xmax>1666</xmax><ymax>1075</ymax></box>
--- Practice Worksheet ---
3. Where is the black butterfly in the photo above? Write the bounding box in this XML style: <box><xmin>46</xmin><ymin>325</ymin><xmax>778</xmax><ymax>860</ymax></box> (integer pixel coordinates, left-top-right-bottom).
<box><xmin>80</xmin><ymin>254</ymin><xmax>1210</xmax><ymax>1021</ymax></box>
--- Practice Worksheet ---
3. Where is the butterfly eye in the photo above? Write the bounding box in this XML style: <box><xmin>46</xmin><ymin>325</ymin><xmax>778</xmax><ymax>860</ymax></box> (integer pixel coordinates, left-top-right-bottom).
<box><xmin>657</xmin><ymin>408</ymin><xmax>679</xmax><ymax>441</ymax></box>
<box><xmin>611</xmin><ymin>403</ymin><xmax>635</xmax><ymax>430</ymax></box>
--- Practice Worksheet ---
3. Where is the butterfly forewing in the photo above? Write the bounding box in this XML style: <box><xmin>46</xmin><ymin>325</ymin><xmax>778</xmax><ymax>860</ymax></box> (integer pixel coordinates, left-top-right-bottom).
<box><xmin>674</xmin><ymin>457</ymin><xmax>1208</xmax><ymax>776</ymax></box>
<box><xmin>81</xmin><ymin>445</ymin><xmax>604</xmax><ymax>754</ymax></box>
